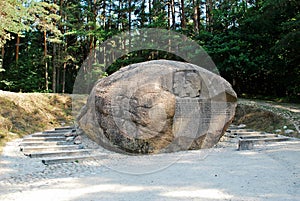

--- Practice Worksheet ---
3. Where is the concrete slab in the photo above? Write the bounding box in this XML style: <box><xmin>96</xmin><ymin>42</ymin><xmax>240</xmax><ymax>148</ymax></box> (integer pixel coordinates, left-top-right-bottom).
<box><xmin>233</xmin><ymin>131</ymin><xmax>265</xmax><ymax>135</ymax></box>
<box><xmin>227</xmin><ymin>129</ymin><xmax>254</xmax><ymax>132</ymax></box>
<box><xmin>238</xmin><ymin>137</ymin><xmax>291</xmax><ymax>150</ymax></box>
<box><xmin>29</xmin><ymin>149</ymin><xmax>93</xmax><ymax>158</ymax></box>
<box><xmin>54</xmin><ymin>126</ymin><xmax>75</xmax><ymax>131</ymax></box>
<box><xmin>20</xmin><ymin>145</ymin><xmax>80</xmax><ymax>153</ymax></box>
<box><xmin>43</xmin><ymin>130</ymin><xmax>73</xmax><ymax>134</ymax></box>
<box><xmin>19</xmin><ymin>141</ymin><xmax>68</xmax><ymax>147</ymax></box>
<box><xmin>42</xmin><ymin>154</ymin><xmax>107</xmax><ymax>165</ymax></box>
<box><xmin>22</xmin><ymin>136</ymin><xmax>66</xmax><ymax>142</ymax></box>
<box><xmin>31</xmin><ymin>133</ymin><xmax>67</xmax><ymax>137</ymax></box>
<box><xmin>239</xmin><ymin>134</ymin><xmax>278</xmax><ymax>139</ymax></box>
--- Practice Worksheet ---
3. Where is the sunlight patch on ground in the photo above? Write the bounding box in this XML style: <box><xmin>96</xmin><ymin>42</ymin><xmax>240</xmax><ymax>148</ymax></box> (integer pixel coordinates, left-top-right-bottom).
<box><xmin>272</xmin><ymin>105</ymin><xmax>300</xmax><ymax>113</ymax></box>
<box><xmin>161</xmin><ymin>189</ymin><xmax>233</xmax><ymax>199</ymax></box>
<box><xmin>2</xmin><ymin>182</ymin><xmax>149</xmax><ymax>201</ymax></box>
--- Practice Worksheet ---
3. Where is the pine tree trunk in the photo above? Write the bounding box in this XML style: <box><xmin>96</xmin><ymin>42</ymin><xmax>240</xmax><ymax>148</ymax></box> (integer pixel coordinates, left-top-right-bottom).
<box><xmin>118</xmin><ymin>0</ymin><xmax>122</xmax><ymax>30</ymax></box>
<box><xmin>93</xmin><ymin>0</ymin><xmax>97</xmax><ymax>62</ymax></box>
<box><xmin>1</xmin><ymin>47</ymin><xmax>4</xmax><ymax>59</ymax></box>
<box><xmin>180</xmin><ymin>0</ymin><xmax>186</xmax><ymax>29</ymax></box>
<box><xmin>52</xmin><ymin>43</ymin><xmax>57</xmax><ymax>93</ymax></box>
<box><xmin>1</xmin><ymin>47</ymin><xmax>4</xmax><ymax>69</ymax></box>
<box><xmin>141</xmin><ymin>0</ymin><xmax>146</xmax><ymax>27</ymax></box>
<box><xmin>128</xmin><ymin>0</ymin><xmax>132</xmax><ymax>49</ymax></box>
<box><xmin>168</xmin><ymin>1</ymin><xmax>171</xmax><ymax>29</ymax></box>
<box><xmin>149</xmin><ymin>0</ymin><xmax>152</xmax><ymax>24</ymax></box>
<box><xmin>206</xmin><ymin>0</ymin><xmax>213</xmax><ymax>32</ymax></box>
<box><xmin>58</xmin><ymin>0</ymin><xmax>64</xmax><ymax>93</ymax></box>
<box><xmin>16</xmin><ymin>34</ymin><xmax>20</xmax><ymax>62</ymax></box>
<box><xmin>103</xmin><ymin>0</ymin><xmax>107</xmax><ymax>30</ymax></box>
<box><xmin>193</xmin><ymin>0</ymin><xmax>199</xmax><ymax>33</ymax></box>
<box><xmin>44</xmin><ymin>30</ymin><xmax>48</xmax><ymax>91</ymax></box>
<box><xmin>128</xmin><ymin>0</ymin><xmax>131</xmax><ymax>31</ymax></box>
<box><xmin>56</xmin><ymin>54</ymin><xmax>60</xmax><ymax>93</ymax></box>
<box><xmin>62</xmin><ymin>62</ymin><xmax>66</xmax><ymax>93</ymax></box>
<box><xmin>102</xmin><ymin>1</ymin><xmax>107</xmax><ymax>67</ymax></box>
<box><xmin>171</xmin><ymin>0</ymin><xmax>175</xmax><ymax>29</ymax></box>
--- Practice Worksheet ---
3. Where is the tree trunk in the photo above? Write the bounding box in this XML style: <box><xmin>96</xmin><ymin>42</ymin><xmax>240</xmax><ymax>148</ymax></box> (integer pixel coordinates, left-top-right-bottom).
<box><xmin>180</xmin><ymin>0</ymin><xmax>186</xmax><ymax>29</ymax></box>
<box><xmin>44</xmin><ymin>30</ymin><xmax>48</xmax><ymax>91</ymax></box>
<box><xmin>16</xmin><ymin>34</ymin><xmax>20</xmax><ymax>62</ymax></box>
<box><xmin>62</xmin><ymin>61</ymin><xmax>66</xmax><ymax>93</ymax></box>
<box><xmin>1</xmin><ymin>47</ymin><xmax>4</xmax><ymax>60</ymax></box>
<box><xmin>168</xmin><ymin>1</ymin><xmax>171</xmax><ymax>29</ymax></box>
<box><xmin>1</xmin><ymin>47</ymin><xmax>4</xmax><ymax>69</ymax></box>
<box><xmin>128</xmin><ymin>0</ymin><xmax>132</xmax><ymax>31</ymax></box>
<box><xmin>102</xmin><ymin>1</ymin><xmax>107</xmax><ymax>67</ymax></box>
<box><xmin>141</xmin><ymin>0</ymin><xmax>146</xmax><ymax>27</ymax></box>
<box><xmin>52</xmin><ymin>43</ymin><xmax>57</xmax><ymax>93</ymax></box>
<box><xmin>118</xmin><ymin>0</ymin><xmax>122</xmax><ymax>30</ymax></box>
<box><xmin>103</xmin><ymin>0</ymin><xmax>107</xmax><ymax>30</ymax></box>
<box><xmin>93</xmin><ymin>0</ymin><xmax>97</xmax><ymax>61</ymax></box>
<box><xmin>206</xmin><ymin>0</ymin><xmax>213</xmax><ymax>32</ymax></box>
<box><xmin>57</xmin><ymin>56</ymin><xmax>60</xmax><ymax>93</ymax></box>
<box><xmin>193</xmin><ymin>0</ymin><xmax>200</xmax><ymax>33</ymax></box>
<box><xmin>149</xmin><ymin>0</ymin><xmax>152</xmax><ymax>24</ymax></box>
<box><xmin>171</xmin><ymin>0</ymin><xmax>175</xmax><ymax>29</ymax></box>
<box><xmin>128</xmin><ymin>0</ymin><xmax>132</xmax><ymax>49</ymax></box>
<box><xmin>58</xmin><ymin>0</ymin><xmax>64</xmax><ymax>93</ymax></box>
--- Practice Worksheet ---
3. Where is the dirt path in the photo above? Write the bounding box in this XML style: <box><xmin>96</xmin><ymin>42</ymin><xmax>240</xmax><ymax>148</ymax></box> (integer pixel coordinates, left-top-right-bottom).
<box><xmin>1</xmin><ymin>136</ymin><xmax>300</xmax><ymax>201</ymax></box>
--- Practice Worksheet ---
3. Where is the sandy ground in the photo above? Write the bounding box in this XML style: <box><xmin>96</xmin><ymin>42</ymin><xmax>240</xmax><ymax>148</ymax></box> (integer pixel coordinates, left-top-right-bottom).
<box><xmin>0</xmin><ymin>137</ymin><xmax>300</xmax><ymax>201</ymax></box>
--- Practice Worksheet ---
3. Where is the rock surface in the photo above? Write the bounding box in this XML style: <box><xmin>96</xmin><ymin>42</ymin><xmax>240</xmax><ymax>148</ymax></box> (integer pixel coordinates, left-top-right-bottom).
<box><xmin>77</xmin><ymin>60</ymin><xmax>237</xmax><ymax>154</ymax></box>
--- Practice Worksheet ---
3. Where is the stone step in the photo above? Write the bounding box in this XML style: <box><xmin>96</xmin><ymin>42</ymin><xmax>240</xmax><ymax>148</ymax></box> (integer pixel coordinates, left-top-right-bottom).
<box><xmin>227</xmin><ymin>129</ymin><xmax>254</xmax><ymax>133</ymax></box>
<box><xmin>42</xmin><ymin>154</ymin><xmax>105</xmax><ymax>165</ymax></box>
<box><xmin>19</xmin><ymin>141</ymin><xmax>69</xmax><ymax>147</ymax></box>
<box><xmin>233</xmin><ymin>131</ymin><xmax>265</xmax><ymax>135</ymax></box>
<box><xmin>239</xmin><ymin>134</ymin><xmax>278</xmax><ymax>139</ymax></box>
<box><xmin>238</xmin><ymin>137</ymin><xmax>290</xmax><ymax>150</ymax></box>
<box><xmin>22</xmin><ymin>136</ymin><xmax>66</xmax><ymax>142</ymax></box>
<box><xmin>29</xmin><ymin>149</ymin><xmax>93</xmax><ymax>158</ymax></box>
<box><xmin>55</xmin><ymin>126</ymin><xmax>75</xmax><ymax>131</ymax></box>
<box><xmin>20</xmin><ymin>145</ymin><xmax>81</xmax><ymax>153</ymax></box>
<box><xmin>43</xmin><ymin>130</ymin><xmax>73</xmax><ymax>134</ymax></box>
<box><xmin>229</xmin><ymin>125</ymin><xmax>247</xmax><ymax>129</ymax></box>
<box><xmin>31</xmin><ymin>133</ymin><xmax>67</xmax><ymax>137</ymax></box>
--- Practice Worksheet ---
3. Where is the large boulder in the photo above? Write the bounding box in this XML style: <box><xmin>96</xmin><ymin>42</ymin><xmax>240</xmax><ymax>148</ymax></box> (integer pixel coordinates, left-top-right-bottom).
<box><xmin>77</xmin><ymin>60</ymin><xmax>237</xmax><ymax>154</ymax></box>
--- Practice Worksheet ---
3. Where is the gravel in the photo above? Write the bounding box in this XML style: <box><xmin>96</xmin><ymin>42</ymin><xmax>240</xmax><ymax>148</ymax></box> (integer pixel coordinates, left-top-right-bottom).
<box><xmin>1</xmin><ymin>125</ymin><xmax>300</xmax><ymax>200</ymax></box>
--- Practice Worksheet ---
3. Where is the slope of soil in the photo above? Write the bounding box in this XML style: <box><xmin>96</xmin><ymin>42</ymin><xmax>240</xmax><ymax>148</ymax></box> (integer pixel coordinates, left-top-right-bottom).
<box><xmin>0</xmin><ymin>91</ymin><xmax>73</xmax><ymax>153</ymax></box>
<box><xmin>234</xmin><ymin>99</ymin><xmax>300</xmax><ymax>138</ymax></box>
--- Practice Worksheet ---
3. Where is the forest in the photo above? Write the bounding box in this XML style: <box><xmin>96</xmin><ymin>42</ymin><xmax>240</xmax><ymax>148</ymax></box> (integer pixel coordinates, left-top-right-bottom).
<box><xmin>0</xmin><ymin>0</ymin><xmax>299</xmax><ymax>101</ymax></box>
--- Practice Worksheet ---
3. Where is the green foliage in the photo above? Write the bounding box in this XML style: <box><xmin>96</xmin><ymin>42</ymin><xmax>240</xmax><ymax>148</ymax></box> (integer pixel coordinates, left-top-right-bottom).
<box><xmin>0</xmin><ymin>0</ymin><xmax>30</xmax><ymax>47</ymax></box>
<box><xmin>0</xmin><ymin>0</ymin><xmax>61</xmax><ymax>47</ymax></box>
<box><xmin>198</xmin><ymin>0</ymin><xmax>300</xmax><ymax>99</ymax></box>
<box><xmin>0</xmin><ymin>0</ymin><xmax>299</xmax><ymax>101</ymax></box>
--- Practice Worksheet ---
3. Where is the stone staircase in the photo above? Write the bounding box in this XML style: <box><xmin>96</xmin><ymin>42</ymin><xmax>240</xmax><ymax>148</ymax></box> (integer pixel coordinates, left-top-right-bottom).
<box><xmin>19</xmin><ymin>125</ymin><xmax>297</xmax><ymax>165</ymax></box>
<box><xmin>226</xmin><ymin>125</ymin><xmax>292</xmax><ymax>150</ymax></box>
<box><xmin>19</xmin><ymin>126</ymin><xmax>103</xmax><ymax>165</ymax></box>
